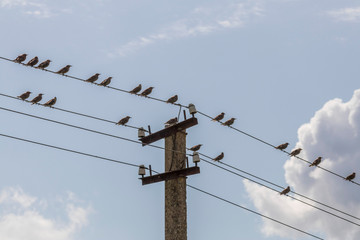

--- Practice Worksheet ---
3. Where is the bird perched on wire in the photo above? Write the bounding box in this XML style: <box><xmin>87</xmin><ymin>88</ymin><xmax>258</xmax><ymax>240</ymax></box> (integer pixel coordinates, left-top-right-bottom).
<box><xmin>166</xmin><ymin>95</ymin><xmax>178</xmax><ymax>104</ymax></box>
<box><xmin>280</xmin><ymin>186</ymin><xmax>290</xmax><ymax>195</ymax></box>
<box><xmin>99</xmin><ymin>77</ymin><xmax>112</xmax><ymax>87</ymax></box>
<box><xmin>140</xmin><ymin>87</ymin><xmax>154</xmax><ymax>97</ymax></box>
<box><xmin>165</xmin><ymin>117</ymin><xmax>178</xmax><ymax>125</ymax></box>
<box><xmin>36</xmin><ymin>60</ymin><xmax>51</xmax><ymax>69</ymax></box>
<box><xmin>43</xmin><ymin>97</ymin><xmax>57</xmax><ymax>107</ymax></box>
<box><xmin>30</xmin><ymin>93</ymin><xmax>43</xmax><ymax>105</ymax></box>
<box><xmin>309</xmin><ymin>157</ymin><xmax>322</xmax><ymax>167</ymax></box>
<box><xmin>18</xmin><ymin>91</ymin><xmax>31</xmax><ymax>101</ymax></box>
<box><xmin>26</xmin><ymin>56</ymin><xmax>38</xmax><ymax>67</ymax></box>
<box><xmin>213</xmin><ymin>152</ymin><xmax>224</xmax><ymax>161</ymax></box>
<box><xmin>129</xmin><ymin>84</ymin><xmax>142</xmax><ymax>94</ymax></box>
<box><xmin>212</xmin><ymin>112</ymin><xmax>225</xmax><ymax>122</ymax></box>
<box><xmin>189</xmin><ymin>144</ymin><xmax>202</xmax><ymax>152</ymax></box>
<box><xmin>275</xmin><ymin>142</ymin><xmax>289</xmax><ymax>150</ymax></box>
<box><xmin>86</xmin><ymin>73</ymin><xmax>100</xmax><ymax>83</ymax></box>
<box><xmin>222</xmin><ymin>118</ymin><xmax>236</xmax><ymax>126</ymax></box>
<box><xmin>56</xmin><ymin>65</ymin><xmax>71</xmax><ymax>75</ymax></box>
<box><xmin>116</xmin><ymin>116</ymin><xmax>131</xmax><ymax>125</ymax></box>
<box><xmin>14</xmin><ymin>54</ymin><xmax>27</xmax><ymax>63</ymax></box>
<box><xmin>290</xmin><ymin>148</ymin><xmax>302</xmax><ymax>157</ymax></box>
<box><xmin>345</xmin><ymin>172</ymin><xmax>356</xmax><ymax>181</ymax></box>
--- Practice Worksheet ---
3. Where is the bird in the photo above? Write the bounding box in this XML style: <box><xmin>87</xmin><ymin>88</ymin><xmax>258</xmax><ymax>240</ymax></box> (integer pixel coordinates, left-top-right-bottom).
<box><xmin>14</xmin><ymin>54</ymin><xmax>27</xmax><ymax>63</ymax></box>
<box><xmin>116</xmin><ymin>116</ymin><xmax>131</xmax><ymax>125</ymax></box>
<box><xmin>213</xmin><ymin>152</ymin><xmax>224</xmax><ymax>161</ymax></box>
<box><xmin>140</xmin><ymin>87</ymin><xmax>154</xmax><ymax>97</ymax></box>
<box><xmin>309</xmin><ymin>157</ymin><xmax>322</xmax><ymax>167</ymax></box>
<box><xmin>189</xmin><ymin>144</ymin><xmax>202</xmax><ymax>152</ymax></box>
<box><xmin>222</xmin><ymin>118</ymin><xmax>236</xmax><ymax>126</ymax></box>
<box><xmin>86</xmin><ymin>73</ymin><xmax>100</xmax><ymax>83</ymax></box>
<box><xmin>43</xmin><ymin>97</ymin><xmax>57</xmax><ymax>107</ymax></box>
<box><xmin>30</xmin><ymin>93</ymin><xmax>43</xmax><ymax>105</ymax></box>
<box><xmin>275</xmin><ymin>143</ymin><xmax>289</xmax><ymax>150</ymax></box>
<box><xmin>290</xmin><ymin>148</ymin><xmax>302</xmax><ymax>157</ymax></box>
<box><xmin>280</xmin><ymin>186</ymin><xmax>290</xmax><ymax>195</ymax></box>
<box><xmin>345</xmin><ymin>172</ymin><xmax>356</xmax><ymax>181</ymax></box>
<box><xmin>18</xmin><ymin>91</ymin><xmax>31</xmax><ymax>100</ymax></box>
<box><xmin>56</xmin><ymin>65</ymin><xmax>71</xmax><ymax>75</ymax></box>
<box><xmin>26</xmin><ymin>56</ymin><xmax>38</xmax><ymax>67</ymax></box>
<box><xmin>166</xmin><ymin>95</ymin><xmax>178</xmax><ymax>104</ymax></box>
<box><xmin>165</xmin><ymin>117</ymin><xmax>178</xmax><ymax>125</ymax></box>
<box><xmin>99</xmin><ymin>77</ymin><xmax>112</xmax><ymax>86</ymax></box>
<box><xmin>36</xmin><ymin>60</ymin><xmax>51</xmax><ymax>69</ymax></box>
<box><xmin>212</xmin><ymin>112</ymin><xmax>225</xmax><ymax>122</ymax></box>
<box><xmin>129</xmin><ymin>84</ymin><xmax>142</xmax><ymax>94</ymax></box>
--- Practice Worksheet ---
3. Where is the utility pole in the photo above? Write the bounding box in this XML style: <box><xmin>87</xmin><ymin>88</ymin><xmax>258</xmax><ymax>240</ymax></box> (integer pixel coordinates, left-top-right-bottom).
<box><xmin>138</xmin><ymin>108</ymin><xmax>199</xmax><ymax>240</ymax></box>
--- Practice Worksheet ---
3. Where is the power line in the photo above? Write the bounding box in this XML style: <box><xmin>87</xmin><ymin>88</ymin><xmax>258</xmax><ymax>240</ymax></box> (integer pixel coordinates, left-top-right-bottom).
<box><xmin>0</xmin><ymin>133</ymin><xmax>140</xmax><ymax>168</ymax></box>
<box><xmin>0</xmin><ymin>92</ymin><xmax>147</xmax><ymax>132</ymax></box>
<box><xmin>187</xmin><ymin>185</ymin><xmax>325</xmax><ymax>240</ymax></box>
<box><xmin>1</xmin><ymin>55</ymin><xmax>357</xmax><ymax>188</ymax></box>
<box><xmin>0</xmin><ymin>131</ymin><xmax>325</xmax><ymax>240</ymax></box>
<box><xmin>196</xmin><ymin>151</ymin><xmax>360</xmax><ymax>222</ymax></box>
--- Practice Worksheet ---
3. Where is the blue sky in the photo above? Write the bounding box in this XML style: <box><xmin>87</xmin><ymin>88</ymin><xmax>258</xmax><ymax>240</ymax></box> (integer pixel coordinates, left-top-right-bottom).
<box><xmin>1</xmin><ymin>0</ymin><xmax>360</xmax><ymax>239</ymax></box>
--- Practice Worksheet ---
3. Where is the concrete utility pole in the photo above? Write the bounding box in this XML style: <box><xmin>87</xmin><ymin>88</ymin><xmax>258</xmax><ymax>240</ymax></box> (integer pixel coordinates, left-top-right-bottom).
<box><xmin>139</xmin><ymin>115</ymin><xmax>199</xmax><ymax>240</ymax></box>
<box><xmin>165</xmin><ymin>130</ymin><xmax>187</xmax><ymax>240</ymax></box>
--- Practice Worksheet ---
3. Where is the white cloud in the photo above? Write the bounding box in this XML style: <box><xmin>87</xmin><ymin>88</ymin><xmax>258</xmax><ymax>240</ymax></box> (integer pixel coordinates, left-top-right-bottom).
<box><xmin>328</xmin><ymin>7</ymin><xmax>360</xmax><ymax>22</ymax></box>
<box><xmin>112</xmin><ymin>2</ymin><xmax>264</xmax><ymax>57</ymax></box>
<box><xmin>245</xmin><ymin>89</ymin><xmax>360</xmax><ymax>239</ymax></box>
<box><xmin>0</xmin><ymin>187</ymin><xmax>92</xmax><ymax>240</ymax></box>
<box><xmin>0</xmin><ymin>0</ymin><xmax>68</xmax><ymax>18</ymax></box>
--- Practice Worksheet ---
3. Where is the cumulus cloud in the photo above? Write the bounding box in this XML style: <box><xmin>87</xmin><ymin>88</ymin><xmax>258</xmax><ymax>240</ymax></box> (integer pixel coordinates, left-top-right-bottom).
<box><xmin>327</xmin><ymin>7</ymin><xmax>360</xmax><ymax>22</ymax></box>
<box><xmin>245</xmin><ymin>89</ymin><xmax>360</xmax><ymax>239</ymax></box>
<box><xmin>0</xmin><ymin>187</ymin><xmax>92</xmax><ymax>240</ymax></box>
<box><xmin>112</xmin><ymin>2</ymin><xmax>264</xmax><ymax>57</ymax></box>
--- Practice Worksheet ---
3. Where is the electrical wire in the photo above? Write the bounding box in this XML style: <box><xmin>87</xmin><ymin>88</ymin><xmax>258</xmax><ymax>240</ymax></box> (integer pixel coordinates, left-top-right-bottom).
<box><xmin>0</xmin><ymin>92</ymin><xmax>147</xmax><ymax>132</ymax></box>
<box><xmin>1</xmin><ymin>55</ymin><xmax>357</xmax><ymax>188</ymax></box>
<box><xmin>195</xmin><ymin>151</ymin><xmax>360</xmax><ymax>222</ymax></box>
<box><xmin>187</xmin><ymin>185</ymin><xmax>325</xmax><ymax>240</ymax></box>
<box><xmin>0</xmin><ymin>131</ymin><xmax>325</xmax><ymax>240</ymax></box>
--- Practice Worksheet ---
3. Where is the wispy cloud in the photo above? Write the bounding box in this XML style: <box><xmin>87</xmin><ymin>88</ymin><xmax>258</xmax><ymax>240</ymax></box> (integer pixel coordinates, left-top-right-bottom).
<box><xmin>245</xmin><ymin>89</ymin><xmax>360</xmax><ymax>239</ymax></box>
<box><xmin>111</xmin><ymin>2</ymin><xmax>264</xmax><ymax>57</ymax></box>
<box><xmin>0</xmin><ymin>0</ymin><xmax>71</xmax><ymax>18</ymax></box>
<box><xmin>0</xmin><ymin>187</ymin><xmax>92</xmax><ymax>240</ymax></box>
<box><xmin>327</xmin><ymin>6</ymin><xmax>360</xmax><ymax>22</ymax></box>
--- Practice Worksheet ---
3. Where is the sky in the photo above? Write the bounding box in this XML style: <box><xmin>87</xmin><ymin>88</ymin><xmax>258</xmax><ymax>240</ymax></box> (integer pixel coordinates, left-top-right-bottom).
<box><xmin>0</xmin><ymin>0</ymin><xmax>360</xmax><ymax>239</ymax></box>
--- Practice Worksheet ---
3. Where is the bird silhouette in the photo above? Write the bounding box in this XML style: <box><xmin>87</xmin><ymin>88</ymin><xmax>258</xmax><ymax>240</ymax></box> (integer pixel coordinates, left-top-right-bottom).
<box><xmin>86</xmin><ymin>73</ymin><xmax>100</xmax><ymax>83</ymax></box>
<box><xmin>345</xmin><ymin>172</ymin><xmax>356</xmax><ymax>181</ymax></box>
<box><xmin>309</xmin><ymin>157</ymin><xmax>322</xmax><ymax>167</ymax></box>
<box><xmin>189</xmin><ymin>144</ymin><xmax>202</xmax><ymax>152</ymax></box>
<box><xmin>26</xmin><ymin>56</ymin><xmax>39</xmax><ymax>67</ymax></box>
<box><xmin>14</xmin><ymin>54</ymin><xmax>27</xmax><ymax>63</ymax></box>
<box><xmin>290</xmin><ymin>148</ymin><xmax>302</xmax><ymax>157</ymax></box>
<box><xmin>213</xmin><ymin>152</ymin><xmax>224</xmax><ymax>161</ymax></box>
<box><xmin>275</xmin><ymin>143</ymin><xmax>289</xmax><ymax>150</ymax></box>
<box><xmin>165</xmin><ymin>117</ymin><xmax>178</xmax><ymax>125</ymax></box>
<box><xmin>222</xmin><ymin>118</ymin><xmax>236</xmax><ymax>126</ymax></box>
<box><xmin>140</xmin><ymin>87</ymin><xmax>154</xmax><ymax>97</ymax></box>
<box><xmin>99</xmin><ymin>77</ymin><xmax>112</xmax><ymax>86</ymax></box>
<box><xmin>166</xmin><ymin>95</ymin><xmax>178</xmax><ymax>104</ymax></box>
<box><xmin>56</xmin><ymin>65</ymin><xmax>71</xmax><ymax>75</ymax></box>
<box><xmin>116</xmin><ymin>116</ymin><xmax>131</xmax><ymax>125</ymax></box>
<box><xmin>212</xmin><ymin>112</ymin><xmax>225</xmax><ymax>121</ymax></box>
<box><xmin>18</xmin><ymin>91</ymin><xmax>31</xmax><ymax>101</ymax></box>
<box><xmin>30</xmin><ymin>93</ymin><xmax>43</xmax><ymax>105</ymax></box>
<box><xmin>129</xmin><ymin>84</ymin><xmax>142</xmax><ymax>94</ymax></box>
<box><xmin>43</xmin><ymin>97</ymin><xmax>57</xmax><ymax>107</ymax></box>
<box><xmin>36</xmin><ymin>60</ymin><xmax>51</xmax><ymax>69</ymax></box>
<box><xmin>280</xmin><ymin>186</ymin><xmax>290</xmax><ymax>195</ymax></box>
